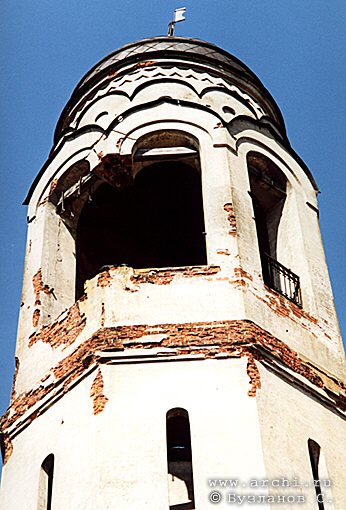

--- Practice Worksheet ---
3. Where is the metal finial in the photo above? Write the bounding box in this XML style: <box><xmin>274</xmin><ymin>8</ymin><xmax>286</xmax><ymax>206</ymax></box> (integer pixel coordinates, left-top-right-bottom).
<box><xmin>168</xmin><ymin>7</ymin><xmax>186</xmax><ymax>36</ymax></box>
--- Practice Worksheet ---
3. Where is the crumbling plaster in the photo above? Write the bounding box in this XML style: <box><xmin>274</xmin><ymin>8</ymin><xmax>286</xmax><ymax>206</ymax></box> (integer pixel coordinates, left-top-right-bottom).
<box><xmin>229</xmin><ymin>137</ymin><xmax>342</xmax><ymax>357</ymax></box>
<box><xmin>14</xmin><ymin>85</ymin><xmax>345</xmax><ymax>398</ymax></box>
<box><xmin>2</xmin><ymin>347</ymin><xmax>345</xmax><ymax>508</ymax></box>
<box><xmin>6</xmin><ymin>305</ymin><xmax>346</xmax><ymax>435</ymax></box>
<box><xmin>1</xmin><ymin>359</ymin><xmax>270</xmax><ymax>510</ymax></box>
<box><xmin>2</xmin><ymin>37</ymin><xmax>345</xmax><ymax>510</ymax></box>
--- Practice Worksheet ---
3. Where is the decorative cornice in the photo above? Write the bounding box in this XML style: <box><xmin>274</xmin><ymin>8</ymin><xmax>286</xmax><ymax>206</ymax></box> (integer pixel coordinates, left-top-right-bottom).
<box><xmin>1</xmin><ymin>319</ymin><xmax>345</xmax><ymax>465</ymax></box>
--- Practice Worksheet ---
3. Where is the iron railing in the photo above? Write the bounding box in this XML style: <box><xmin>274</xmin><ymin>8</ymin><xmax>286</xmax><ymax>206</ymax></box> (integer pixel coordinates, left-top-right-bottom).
<box><xmin>262</xmin><ymin>253</ymin><xmax>302</xmax><ymax>308</ymax></box>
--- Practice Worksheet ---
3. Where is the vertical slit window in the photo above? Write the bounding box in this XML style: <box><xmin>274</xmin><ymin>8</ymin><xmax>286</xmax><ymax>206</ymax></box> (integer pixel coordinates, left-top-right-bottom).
<box><xmin>166</xmin><ymin>408</ymin><xmax>195</xmax><ymax>510</ymax></box>
<box><xmin>38</xmin><ymin>454</ymin><xmax>54</xmax><ymax>510</ymax></box>
<box><xmin>308</xmin><ymin>439</ymin><xmax>325</xmax><ymax>510</ymax></box>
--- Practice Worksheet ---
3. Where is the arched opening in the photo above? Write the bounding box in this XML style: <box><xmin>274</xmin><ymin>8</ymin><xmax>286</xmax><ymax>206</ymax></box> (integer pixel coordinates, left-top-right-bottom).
<box><xmin>37</xmin><ymin>454</ymin><xmax>54</xmax><ymax>510</ymax></box>
<box><xmin>51</xmin><ymin>132</ymin><xmax>207</xmax><ymax>299</ymax></box>
<box><xmin>133</xmin><ymin>161</ymin><xmax>206</xmax><ymax>268</ymax></box>
<box><xmin>248</xmin><ymin>152</ymin><xmax>286</xmax><ymax>264</ymax></box>
<box><xmin>166</xmin><ymin>408</ymin><xmax>195</xmax><ymax>510</ymax></box>
<box><xmin>248</xmin><ymin>152</ymin><xmax>302</xmax><ymax>306</ymax></box>
<box><xmin>75</xmin><ymin>154</ymin><xmax>207</xmax><ymax>298</ymax></box>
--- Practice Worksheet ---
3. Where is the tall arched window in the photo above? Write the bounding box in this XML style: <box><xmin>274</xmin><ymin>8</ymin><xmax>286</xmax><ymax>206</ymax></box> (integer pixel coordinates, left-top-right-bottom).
<box><xmin>248</xmin><ymin>152</ymin><xmax>302</xmax><ymax>306</ymax></box>
<box><xmin>51</xmin><ymin>132</ymin><xmax>207</xmax><ymax>299</ymax></box>
<box><xmin>75</xmin><ymin>132</ymin><xmax>207</xmax><ymax>297</ymax></box>
<box><xmin>166</xmin><ymin>408</ymin><xmax>195</xmax><ymax>510</ymax></box>
<box><xmin>37</xmin><ymin>454</ymin><xmax>54</xmax><ymax>510</ymax></box>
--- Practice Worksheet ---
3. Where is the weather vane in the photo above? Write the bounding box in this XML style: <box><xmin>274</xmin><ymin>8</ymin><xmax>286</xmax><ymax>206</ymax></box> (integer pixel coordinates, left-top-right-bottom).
<box><xmin>168</xmin><ymin>7</ymin><xmax>186</xmax><ymax>36</ymax></box>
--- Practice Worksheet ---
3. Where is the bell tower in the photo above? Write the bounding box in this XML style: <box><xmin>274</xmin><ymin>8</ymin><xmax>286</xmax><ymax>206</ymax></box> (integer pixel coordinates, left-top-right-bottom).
<box><xmin>1</xmin><ymin>37</ymin><xmax>345</xmax><ymax>509</ymax></box>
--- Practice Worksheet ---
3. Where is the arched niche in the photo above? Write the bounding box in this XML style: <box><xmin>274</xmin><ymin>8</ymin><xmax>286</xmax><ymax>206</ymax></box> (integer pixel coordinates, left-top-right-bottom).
<box><xmin>37</xmin><ymin>454</ymin><xmax>54</xmax><ymax>510</ymax></box>
<box><xmin>247</xmin><ymin>152</ymin><xmax>302</xmax><ymax>307</ymax></box>
<box><xmin>247</xmin><ymin>152</ymin><xmax>287</xmax><ymax>262</ymax></box>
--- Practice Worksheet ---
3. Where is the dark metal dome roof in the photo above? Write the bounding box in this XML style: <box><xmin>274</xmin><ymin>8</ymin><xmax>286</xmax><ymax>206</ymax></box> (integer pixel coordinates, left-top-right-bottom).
<box><xmin>54</xmin><ymin>36</ymin><xmax>286</xmax><ymax>142</ymax></box>
<box><xmin>78</xmin><ymin>36</ymin><xmax>254</xmax><ymax>89</ymax></box>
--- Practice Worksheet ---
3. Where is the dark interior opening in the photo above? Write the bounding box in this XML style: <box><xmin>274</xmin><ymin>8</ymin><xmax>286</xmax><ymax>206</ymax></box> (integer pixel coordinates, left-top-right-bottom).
<box><xmin>167</xmin><ymin>408</ymin><xmax>195</xmax><ymax>510</ymax></box>
<box><xmin>247</xmin><ymin>153</ymin><xmax>302</xmax><ymax>306</ymax></box>
<box><xmin>76</xmin><ymin>160</ymin><xmax>207</xmax><ymax>298</ymax></box>
<box><xmin>308</xmin><ymin>439</ymin><xmax>325</xmax><ymax>510</ymax></box>
<box><xmin>248</xmin><ymin>154</ymin><xmax>287</xmax><ymax>285</ymax></box>
<box><xmin>41</xmin><ymin>454</ymin><xmax>54</xmax><ymax>510</ymax></box>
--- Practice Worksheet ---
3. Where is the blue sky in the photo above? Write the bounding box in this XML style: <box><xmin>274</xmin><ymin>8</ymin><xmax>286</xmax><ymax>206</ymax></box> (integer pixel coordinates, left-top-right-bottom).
<box><xmin>0</xmin><ymin>0</ymin><xmax>345</xmax><ymax>419</ymax></box>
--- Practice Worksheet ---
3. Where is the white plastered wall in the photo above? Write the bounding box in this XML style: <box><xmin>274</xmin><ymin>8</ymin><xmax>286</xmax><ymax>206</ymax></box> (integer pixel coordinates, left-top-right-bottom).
<box><xmin>257</xmin><ymin>365</ymin><xmax>346</xmax><ymax>510</ymax></box>
<box><xmin>0</xmin><ymin>358</ymin><xmax>268</xmax><ymax>510</ymax></box>
<box><xmin>227</xmin><ymin>131</ymin><xmax>344</xmax><ymax>371</ymax></box>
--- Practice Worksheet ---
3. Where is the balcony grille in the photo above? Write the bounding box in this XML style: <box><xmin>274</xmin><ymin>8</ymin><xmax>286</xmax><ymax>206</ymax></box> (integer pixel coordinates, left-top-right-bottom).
<box><xmin>263</xmin><ymin>253</ymin><xmax>302</xmax><ymax>308</ymax></box>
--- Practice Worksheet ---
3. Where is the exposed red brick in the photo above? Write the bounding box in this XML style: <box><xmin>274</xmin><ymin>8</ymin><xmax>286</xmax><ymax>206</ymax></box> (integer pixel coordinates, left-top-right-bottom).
<box><xmin>49</xmin><ymin>178</ymin><xmax>59</xmax><ymax>194</ymax></box>
<box><xmin>257</xmin><ymin>286</ymin><xmax>320</xmax><ymax>337</ymax></box>
<box><xmin>132</xmin><ymin>271</ymin><xmax>174</xmax><ymax>285</ymax></box>
<box><xmin>216</xmin><ymin>249</ymin><xmax>230</xmax><ymax>256</ymax></box>
<box><xmin>39</xmin><ymin>177</ymin><xmax>59</xmax><ymax>205</ymax></box>
<box><xmin>93</xmin><ymin>154</ymin><xmax>132</xmax><ymax>190</ymax></box>
<box><xmin>134</xmin><ymin>60</ymin><xmax>156</xmax><ymax>69</ymax></box>
<box><xmin>1</xmin><ymin>381</ymin><xmax>55</xmax><ymax>435</ymax></box>
<box><xmin>3</xmin><ymin>319</ymin><xmax>344</xmax><ymax>433</ymax></box>
<box><xmin>2</xmin><ymin>434</ymin><xmax>13</xmax><ymax>465</ymax></box>
<box><xmin>234</xmin><ymin>267</ymin><xmax>253</xmax><ymax>281</ymax></box>
<box><xmin>232</xmin><ymin>279</ymin><xmax>247</xmax><ymax>287</ymax></box>
<box><xmin>97</xmin><ymin>270</ymin><xmax>112</xmax><ymax>288</ymax></box>
<box><xmin>247</xmin><ymin>355</ymin><xmax>262</xmax><ymax>397</ymax></box>
<box><xmin>230</xmin><ymin>267</ymin><xmax>254</xmax><ymax>288</ymax></box>
<box><xmin>32</xmin><ymin>309</ymin><xmax>41</xmax><ymax>328</ymax></box>
<box><xmin>224</xmin><ymin>203</ymin><xmax>237</xmax><ymax>236</ymax></box>
<box><xmin>32</xmin><ymin>269</ymin><xmax>54</xmax><ymax>327</ymax></box>
<box><xmin>32</xmin><ymin>269</ymin><xmax>53</xmax><ymax>307</ymax></box>
<box><xmin>28</xmin><ymin>302</ymin><xmax>86</xmax><ymax>349</ymax></box>
<box><xmin>90</xmin><ymin>369</ymin><xmax>108</xmax><ymax>415</ymax></box>
<box><xmin>50</xmin><ymin>330</ymin><xmax>121</xmax><ymax>383</ymax></box>
<box><xmin>131</xmin><ymin>265</ymin><xmax>220</xmax><ymax>285</ymax></box>
<box><xmin>55</xmin><ymin>319</ymin><xmax>326</xmax><ymax>393</ymax></box>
